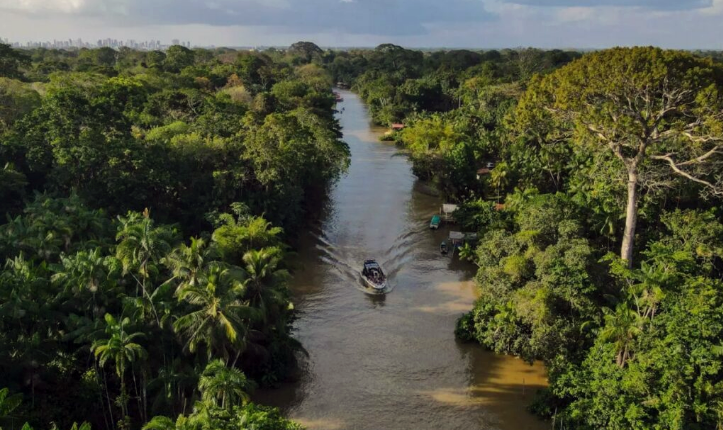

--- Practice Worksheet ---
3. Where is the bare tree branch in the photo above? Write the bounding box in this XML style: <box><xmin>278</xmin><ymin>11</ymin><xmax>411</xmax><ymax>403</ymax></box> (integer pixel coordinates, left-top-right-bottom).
<box><xmin>651</xmin><ymin>154</ymin><xmax>723</xmax><ymax>194</ymax></box>
<box><xmin>677</xmin><ymin>145</ymin><xmax>723</xmax><ymax>165</ymax></box>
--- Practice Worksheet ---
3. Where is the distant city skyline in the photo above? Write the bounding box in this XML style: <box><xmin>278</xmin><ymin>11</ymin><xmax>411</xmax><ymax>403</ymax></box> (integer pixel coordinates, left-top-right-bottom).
<box><xmin>0</xmin><ymin>37</ymin><xmax>191</xmax><ymax>50</ymax></box>
<box><xmin>0</xmin><ymin>1</ymin><xmax>722</xmax><ymax>49</ymax></box>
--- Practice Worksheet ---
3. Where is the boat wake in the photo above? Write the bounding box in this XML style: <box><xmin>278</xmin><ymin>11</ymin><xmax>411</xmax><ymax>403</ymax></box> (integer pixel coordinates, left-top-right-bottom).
<box><xmin>379</xmin><ymin>223</ymin><xmax>428</xmax><ymax>279</ymax></box>
<box><xmin>311</xmin><ymin>231</ymin><xmax>395</xmax><ymax>295</ymax></box>
<box><xmin>307</xmin><ymin>216</ymin><xmax>434</xmax><ymax>295</ymax></box>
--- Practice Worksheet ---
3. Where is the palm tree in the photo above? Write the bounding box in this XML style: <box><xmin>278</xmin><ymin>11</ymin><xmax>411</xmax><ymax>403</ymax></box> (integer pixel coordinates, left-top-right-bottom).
<box><xmin>163</xmin><ymin>237</ymin><xmax>216</xmax><ymax>293</ymax></box>
<box><xmin>142</xmin><ymin>415</ymin><xmax>196</xmax><ymax>430</ymax></box>
<box><xmin>124</xmin><ymin>280</ymin><xmax>175</xmax><ymax>331</ymax></box>
<box><xmin>243</xmin><ymin>217</ymin><xmax>283</xmax><ymax>252</ymax></box>
<box><xmin>241</xmin><ymin>248</ymin><xmax>288</xmax><ymax>319</ymax></box>
<box><xmin>1</xmin><ymin>255</ymin><xmax>48</xmax><ymax>327</ymax></box>
<box><xmin>173</xmin><ymin>263</ymin><xmax>253</xmax><ymax>364</ymax></box>
<box><xmin>25</xmin><ymin>200</ymin><xmax>73</xmax><ymax>258</ymax></box>
<box><xmin>457</xmin><ymin>243</ymin><xmax>476</xmax><ymax>262</ymax></box>
<box><xmin>142</xmin><ymin>416</ymin><xmax>176</xmax><ymax>430</ymax></box>
<box><xmin>211</xmin><ymin>215</ymin><xmax>283</xmax><ymax>263</ymax></box>
<box><xmin>0</xmin><ymin>215</ymin><xmax>31</xmax><ymax>255</ymax></box>
<box><xmin>116</xmin><ymin>210</ymin><xmax>176</xmax><ymax>322</ymax></box>
<box><xmin>51</xmin><ymin>249</ymin><xmax>109</xmax><ymax>296</ymax></box>
<box><xmin>116</xmin><ymin>210</ymin><xmax>176</xmax><ymax>280</ymax></box>
<box><xmin>600</xmin><ymin>303</ymin><xmax>642</xmax><ymax>368</ymax></box>
<box><xmin>627</xmin><ymin>256</ymin><xmax>670</xmax><ymax>321</ymax></box>
<box><xmin>0</xmin><ymin>387</ymin><xmax>22</xmax><ymax>419</ymax></box>
<box><xmin>198</xmin><ymin>360</ymin><xmax>255</xmax><ymax>410</ymax></box>
<box><xmin>92</xmin><ymin>314</ymin><xmax>147</xmax><ymax>418</ymax></box>
<box><xmin>147</xmin><ymin>358</ymin><xmax>199</xmax><ymax>416</ymax></box>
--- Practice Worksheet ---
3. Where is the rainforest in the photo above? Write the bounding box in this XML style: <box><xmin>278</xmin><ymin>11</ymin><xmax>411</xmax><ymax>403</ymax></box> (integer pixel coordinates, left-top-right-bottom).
<box><xmin>1</xmin><ymin>41</ymin><xmax>723</xmax><ymax>430</ymax></box>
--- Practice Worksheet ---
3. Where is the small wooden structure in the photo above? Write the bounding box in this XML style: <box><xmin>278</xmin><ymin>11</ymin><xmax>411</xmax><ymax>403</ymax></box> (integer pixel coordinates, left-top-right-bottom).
<box><xmin>449</xmin><ymin>231</ymin><xmax>465</xmax><ymax>247</ymax></box>
<box><xmin>391</xmin><ymin>123</ymin><xmax>405</xmax><ymax>131</ymax></box>
<box><xmin>441</xmin><ymin>204</ymin><xmax>458</xmax><ymax>222</ymax></box>
<box><xmin>476</xmin><ymin>168</ymin><xmax>491</xmax><ymax>180</ymax></box>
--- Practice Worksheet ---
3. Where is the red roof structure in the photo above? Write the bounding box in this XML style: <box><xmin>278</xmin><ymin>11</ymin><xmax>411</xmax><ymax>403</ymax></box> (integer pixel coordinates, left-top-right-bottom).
<box><xmin>391</xmin><ymin>123</ymin><xmax>405</xmax><ymax>130</ymax></box>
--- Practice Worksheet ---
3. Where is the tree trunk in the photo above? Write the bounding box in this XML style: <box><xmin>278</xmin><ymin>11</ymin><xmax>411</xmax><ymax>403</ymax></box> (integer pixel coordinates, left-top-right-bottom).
<box><xmin>620</xmin><ymin>170</ymin><xmax>639</xmax><ymax>268</ymax></box>
<box><xmin>120</xmin><ymin>376</ymin><xmax>129</xmax><ymax>419</ymax></box>
<box><xmin>102</xmin><ymin>368</ymin><xmax>116</xmax><ymax>430</ymax></box>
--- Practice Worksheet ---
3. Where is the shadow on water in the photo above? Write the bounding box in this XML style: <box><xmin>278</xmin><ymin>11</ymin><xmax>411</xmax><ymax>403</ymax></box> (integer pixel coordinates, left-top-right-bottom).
<box><xmin>418</xmin><ymin>343</ymin><xmax>548</xmax><ymax>430</ymax></box>
<box><xmin>254</xmin><ymin>89</ymin><xmax>548</xmax><ymax>430</ymax></box>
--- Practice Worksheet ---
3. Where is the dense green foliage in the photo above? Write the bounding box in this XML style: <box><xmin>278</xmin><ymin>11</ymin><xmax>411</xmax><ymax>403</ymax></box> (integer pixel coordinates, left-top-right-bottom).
<box><xmin>326</xmin><ymin>45</ymin><xmax>723</xmax><ymax>429</ymax></box>
<box><xmin>0</xmin><ymin>42</ymin><xmax>355</xmax><ymax>430</ymax></box>
<box><xmin>4</xmin><ymin>40</ymin><xmax>723</xmax><ymax>430</ymax></box>
<box><xmin>322</xmin><ymin>45</ymin><xmax>580</xmax><ymax>197</ymax></box>
<box><xmin>0</xmin><ymin>43</ymin><xmax>348</xmax><ymax>231</ymax></box>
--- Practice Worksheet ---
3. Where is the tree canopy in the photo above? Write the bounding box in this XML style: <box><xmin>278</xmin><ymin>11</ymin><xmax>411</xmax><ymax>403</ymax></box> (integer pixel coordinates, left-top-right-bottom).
<box><xmin>323</xmin><ymin>43</ymin><xmax>723</xmax><ymax>429</ymax></box>
<box><xmin>0</xmin><ymin>42</ymin><xmax>354</xmax><ymax>430</ymax></box>
<box><xmin>516</xmin><ymin>47</ymin><xmax>723</xmax><ymax>265</ymax></box>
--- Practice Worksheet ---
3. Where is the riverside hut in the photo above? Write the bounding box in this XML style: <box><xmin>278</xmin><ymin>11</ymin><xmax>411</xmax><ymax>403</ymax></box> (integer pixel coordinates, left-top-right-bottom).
<box><xmin>449</xmin><ymin>231</ymin><xmax>465</xmax><ymax>247</ymax></box>
<box><xmin>441</xmin><ymin>204</ymin><xmax>458</xmax><ymax>222</ymax></box>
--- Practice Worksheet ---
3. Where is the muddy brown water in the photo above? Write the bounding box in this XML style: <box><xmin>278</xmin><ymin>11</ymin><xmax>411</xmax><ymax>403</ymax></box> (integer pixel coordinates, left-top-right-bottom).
<box><xmin>255</xmin><ymin>90</ymin><xmax>548</xmax><ymax>430</ymax></box>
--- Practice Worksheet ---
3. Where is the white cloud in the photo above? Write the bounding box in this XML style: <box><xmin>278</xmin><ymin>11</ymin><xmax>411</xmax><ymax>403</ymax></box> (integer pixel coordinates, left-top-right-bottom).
<box><xmin>0</xmin><ymin>0</ymin><xmax>87</xmax><ymax>13</ymax></box>
<box><xmin>699</xmin><ymin>0</ymin><xmax>723</xmax><ymax>14</ymax></box>
<box><xmin>555</xmin><ymin>6</ymin><xmax>594</xmax><ymax>22</ymax></box>
<box><xmin>1</xmin><ymin>0</ymin><xmax>722</xmax><ymax>48</ymax></box>
<box><xmin>0</xmin><ymin>0</ymin><xmax>491</xmax><ymax>36</ymax></box>
<box><xmin>497</xmin><ymin>0</ymin><xmax>712</xmax><ymax>11</ymax></box>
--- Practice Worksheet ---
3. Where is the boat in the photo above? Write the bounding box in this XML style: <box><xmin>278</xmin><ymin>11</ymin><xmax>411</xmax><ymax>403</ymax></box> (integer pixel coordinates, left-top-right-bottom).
<box><xmin>361</xmin><ymin>260</ymin><xmax>387</xmax><ymax>290</ymax></box>
<box><xmin>440</xmin><ymin>241</ymin><xmax>448</xmax><ymax>255</ymax></box>
<box><xmin>430</xmin><ymin>215</ymin><xmax>441</xmax><ymax>230</ymax></box>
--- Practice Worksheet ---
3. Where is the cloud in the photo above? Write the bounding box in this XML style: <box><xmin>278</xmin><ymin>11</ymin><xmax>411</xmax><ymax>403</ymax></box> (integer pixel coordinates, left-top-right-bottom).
<box><xmin>496</xmin><ymin>0</ymin><xmax>712</xmax><ymax>10</ymax></box>
<box><xmin>2</xmin><ymin>0</ymin><xmax>722</xmax><ymax>48</ymax></box>
<box><xmin>555</xmin><ymin>6</ymin><xmax>595</xmax><ymax>22</ymax></box>
<box><xmin>0</xmin><ymin>0</ymin><xmax>491</xmax><ymax>36</ymax></box>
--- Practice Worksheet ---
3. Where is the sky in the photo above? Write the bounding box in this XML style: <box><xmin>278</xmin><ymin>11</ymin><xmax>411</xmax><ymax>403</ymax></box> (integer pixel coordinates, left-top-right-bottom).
<box><xmin>1</xmin><ymin>0</ymin><xmax>722</xmax><ymax>49</ymax></box>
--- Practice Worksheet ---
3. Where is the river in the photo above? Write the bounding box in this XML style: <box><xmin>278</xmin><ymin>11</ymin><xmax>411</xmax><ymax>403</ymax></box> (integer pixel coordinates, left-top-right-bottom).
<box><xmin>255</xmin><ymin>89</ymin><xmax>548</xmax><ymax>430</ymax></box>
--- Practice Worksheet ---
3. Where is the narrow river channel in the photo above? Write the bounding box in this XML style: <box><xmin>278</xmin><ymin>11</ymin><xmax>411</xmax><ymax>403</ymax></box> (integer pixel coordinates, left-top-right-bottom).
<box><xmin>256</xmin><ymin>90</ymin><xmax>548</xmax><ymax>430</ymax></box>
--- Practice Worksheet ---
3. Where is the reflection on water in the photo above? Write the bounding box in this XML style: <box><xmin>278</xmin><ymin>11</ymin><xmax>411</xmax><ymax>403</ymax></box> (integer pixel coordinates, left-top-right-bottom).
<box><xmin>254</xmin><ymin>90</ymin><xmax>548</xmax><ymax>430</ymax></box>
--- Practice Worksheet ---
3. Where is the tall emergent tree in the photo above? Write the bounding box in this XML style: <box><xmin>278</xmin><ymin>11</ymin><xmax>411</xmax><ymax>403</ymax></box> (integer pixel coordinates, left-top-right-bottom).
<box><xmin>517</xmin><ymin>47</ymin><xmax>723</xmax><ymax>265</ymax></box>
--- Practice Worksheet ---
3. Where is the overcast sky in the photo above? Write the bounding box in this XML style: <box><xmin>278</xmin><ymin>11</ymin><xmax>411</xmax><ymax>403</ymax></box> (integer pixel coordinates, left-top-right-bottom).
<box><xmin>1</xmin><ymin>0</ymin><xmax>722</xmax><ymax>49</ymax></box>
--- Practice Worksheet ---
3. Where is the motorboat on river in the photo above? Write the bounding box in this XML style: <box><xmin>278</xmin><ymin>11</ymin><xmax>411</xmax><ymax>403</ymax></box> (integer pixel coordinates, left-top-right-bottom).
<box><xmin>430</xmin><ymin>215</ymin><xmax>441</xmax><ymax>230</ymax></box>
<box><xmin>361</xmin><ymin>260</ymin><xmax>387</xmax><ymax>290</ymax></box>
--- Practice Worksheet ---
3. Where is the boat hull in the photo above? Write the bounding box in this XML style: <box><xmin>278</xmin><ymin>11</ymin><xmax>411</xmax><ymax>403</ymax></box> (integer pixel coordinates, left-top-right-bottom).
<box><xmin>361</xmin><ymin>273</ymin><xmax>387</xmax><ymax>290</ymax></box>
